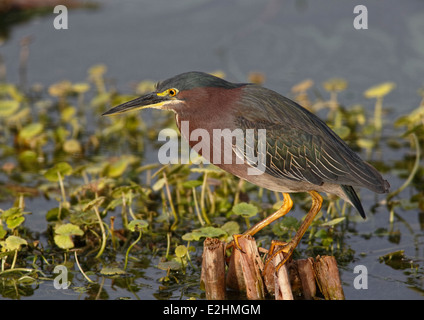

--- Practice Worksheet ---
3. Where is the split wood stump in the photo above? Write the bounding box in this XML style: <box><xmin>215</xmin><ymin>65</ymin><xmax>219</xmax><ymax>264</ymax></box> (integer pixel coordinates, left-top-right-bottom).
<box><xmin>201</xmin><ymin>236</ymin><xmax>345</xmax><ymax>300</ymax></box>
<box><xmin>200</xmin><ymin>237</ymin><xmax>226</xmax><ymax>300</ymax></box>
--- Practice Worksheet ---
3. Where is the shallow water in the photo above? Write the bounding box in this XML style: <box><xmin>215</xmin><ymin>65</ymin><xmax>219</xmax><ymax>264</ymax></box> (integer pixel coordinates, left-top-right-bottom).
<box><xmin>1</xmin><ymin>0</ymin><xmax>423</xmax><ymax>300</ymax></box>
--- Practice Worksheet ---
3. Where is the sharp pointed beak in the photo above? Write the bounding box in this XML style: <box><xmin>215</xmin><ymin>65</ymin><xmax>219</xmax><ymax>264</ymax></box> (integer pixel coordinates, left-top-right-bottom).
<box><xmin>102</xmin><ymin>92</ymin><xmax>170</xmax><ymax>116</ymax></box>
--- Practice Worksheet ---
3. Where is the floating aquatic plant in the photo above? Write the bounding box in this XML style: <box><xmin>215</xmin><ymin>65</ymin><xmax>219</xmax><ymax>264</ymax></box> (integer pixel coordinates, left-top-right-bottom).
<box><xmin>0</xmin><ymin>62</ymin><xmax>422</xmax><ymax>298</ymax></box>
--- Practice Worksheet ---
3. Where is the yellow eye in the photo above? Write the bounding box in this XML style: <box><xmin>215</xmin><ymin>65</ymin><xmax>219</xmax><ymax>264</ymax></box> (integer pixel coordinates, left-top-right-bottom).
<box><xmin>157</xmin><ymin>88</ymin><xmax>178</xmax><ymax>97</ymax></box>
<box><xmin>168</xmin><ymin>88</ymin><xmax>177</xmax><ymax>97</ymax></box>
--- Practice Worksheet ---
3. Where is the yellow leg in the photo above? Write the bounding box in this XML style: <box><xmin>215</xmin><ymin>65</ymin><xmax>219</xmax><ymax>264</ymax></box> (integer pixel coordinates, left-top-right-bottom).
<box><xmin>265</xmin><ymin>191</ymin><xmax>323</xmax><ymax>272</ymax></box>
<box><xmin>233</xmin><ymin>193</ymin><xmax>293</xmax><ymax>252</ymax></box>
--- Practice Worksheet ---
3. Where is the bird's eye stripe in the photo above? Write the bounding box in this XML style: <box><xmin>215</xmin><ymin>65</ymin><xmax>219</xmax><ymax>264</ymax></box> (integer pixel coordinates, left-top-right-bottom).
<box><xmin>157</xmin><ymin>88</ymin><xmax>178</xmax><ymax>97</ymax></box>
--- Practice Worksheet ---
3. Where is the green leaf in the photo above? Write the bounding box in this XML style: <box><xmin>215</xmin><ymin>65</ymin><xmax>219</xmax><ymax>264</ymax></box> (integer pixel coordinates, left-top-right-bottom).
<box><xmin>105</xmin><ymin>158</ymin><xmax>129</xmax><ymax>178</ymax></box>
<box><xmin>61</xmin><ymin>106</ymin><xmax>76</xmax><ymax>122</ymax></box>
<box><xmin>55</xmin><ymin>223</ymin><xmax>84</xmax><ymax>236</ymax></box>
<box><xmin>1</xmin><ymin>207</ymin><xmax>29</xmax><ymax>230</ymax></box>
<box><xmin>6</xmin><ymin>216</ymin><xmax>25</xmax><ymax>229</ymax></box>
<box><xmin>83</xmin><ymin>196</ymin><xmax>105</xmax><ymax>211</ymax></box>
<box><xmin>364</xmin><ymin>82</ymin><xmax>395</xmax><ymax>98</ymax></box>
<box><xmin>103</xmin><ymin>198</ymin><xmax>123</xmax><ymax>211</ymax></box>
<box><xmin>175</xmin><ymin>245</ymin><xmax>188</xmax><ymax>258</ymax></box>
<box><xmin>314</xmin><ymin>228</ymin><xmax>333</xmax><ymax>247</ymax></box>
<box><xmin>17</xmin><ymin>275</ymin><xmax>38</xmax><ymax>285</ymax></box>
<box><xmin>357</xmin><ymin>138</ymin><xmax>375</xmax><ymax>150</ymax></box>
<box><xmin>127</xmin><ymin>219</ymin><xmax>148</xmax><ymax>232</ymax></box>
<box><xmin>0</xmin><ymin>225</ymin><xmax>7</xmax><ymax>240</ymax></box>
<box><xmin>380</xmin><ymin>250</ymin><xmax>405</xmax><ymax>262</ymax></box>
<box><xmin>54</xmin><ymin>223</ymin><xmax>83</xmax><ymax>250</ymax></box>
<box><xmin>220</xmin><ymin>221</ymin><xmax>240</xmax><ymax>236</ymax></box>
<box><xmin>181</xmin><ymin>232</ymin><xmax>197</xmax><ymax>241</ymax></box>
<box><xmin>272</xmin><ymin>200</ymin><xmax>285</xmax><ymax>210</ymax></box>
<box><xmin>191</xmin><ymin>167</ymin><xmax>223</xmax><ymax>174</ymax></box>
<box><xmin>46</xmin><ymin>207</ymin><xmax>70</xmax><ymax>221</ymax></box>
<box><xmin>0</xmin><ymin>100</ymin><xmax>19</xmax><ymax>117</ymax></box>
<box><xmin>182</xmin><ymin>226</ymin><xmax>226</xmax><ymax>241</ymax></box>
<box><xmin>100</xmin><ymin>266</ymin><xmax>127</xmax><ymax>276</ymax></box>
<box><xmin>281</xmin><ymin>216</ymin><xmax>299</xmax><ymax>229</ymax></box>
<box><xmin>1</xmin><ymin>207</ymin><xmax>22</xmax><ymax>219</ymax></box>
<box><xmin>272</xmin><ymin>217</ymin><xmax>299</xmax><ymax>236</ymax></box>
<box><xmin>19</xmin><ymin>123</ymin><xmax>43</xmax><ymax>140</ymax></box>
<box><xmin>90</xmin><ymin>92</ymin><xmax>111</xmax><ymax>107</ymax></box>
<box><xmin>157</xmin><ymin>260</ymin><xmax>181</xmax><ymax>271</ymax></box>
<box><xmin>88</xmin><ymin>64</ymin><xmax>107</xmax><ymax>77</ymax></box>
<box><xmin>314</xmin><ymin>229</ymin><xmax>329</xmax><ymax>239</ymax></box>
<box><xmin>5</xmin><ymin>235</ymin><xmax>27</xmax><ymax>251</ymax></box>
<box><xmin>56</xmin><ymin>162</ymin><xmax>73</xmax><ymax>175</ymax></box>
<box><xmin>54</xmin><ymin>234</ymin><xmax>75</xmax><ymax>249</ymax></box>
<box><xmin>18</xmin><ymin>150</ymin><xmax>38</xmax><ymax>163</ymax></box>
<box><xmin>72</xmin><ymin>82</ymin><xmax>90</xmax><ymax>93</ymax></box>
<box><xmin>320</xmin><ymin>217</ymin><xmax>346</xmax><ymax>227</ymax></box>
<box><xmin>323</xmin><ymin>78</ymin><xmax>348</xmax><ymax>92</ymax></box>
<box><xmin>44</xmin><ymin>162</ymin><xmax>73</xmax><ymax>181</ymax></box>
<box><xmin>399</xmin><ymin>198</ymin><xmax>419</xmax><ymax>211</ymax></box>
<box><xmin>182</xmin><ymin>180</ymin><xmax>203</xmax><ymax>189</ymax></box>
<box><xmin>63</xmin><ymin>139</ymin><xmax>82</xmax><ymax>153</ymax></box>
<box><xmin>189</xmin><ymin>226</ymin><xmax>227</xmax><ymax>240</ymax></box>
<box><xmin>232</xmin><ymin>202</ymin><xmax>258</xmax><ymax>218</ymax></box>
<box><xmin>333</xmin><ymin>126</ymin><xmax>350</xmax><ymax>139</ymax></box>
<box><xmin>54</xmin><ymin>126</ymin><xmax>70</xmax><ymax>143</ymax></box>
<box><xmin>152</xmin><ymin>178</ymin><xmax>166</xmax><ymax>191</ymax></box>
<box><xmin>45</xmin><ymin>208</ymin><xmax>59</xmax><ymax>222</ymax></box>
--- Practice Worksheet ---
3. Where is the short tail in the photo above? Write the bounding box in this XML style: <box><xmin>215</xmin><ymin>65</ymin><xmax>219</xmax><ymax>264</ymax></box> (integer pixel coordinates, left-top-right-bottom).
<box><xmin>341</xmin><ymin>185</ymin><xmax>366</xmax><ymax>219</ymax></box>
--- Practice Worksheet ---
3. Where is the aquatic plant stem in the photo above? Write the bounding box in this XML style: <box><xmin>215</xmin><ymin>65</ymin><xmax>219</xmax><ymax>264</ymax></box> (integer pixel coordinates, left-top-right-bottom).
<box><xmin>11</xmin><ymin>250</ymin><xmax>18</xmax><ymax>269</ymax></box>
<box><xmin>124</xmin><ymin>229</ymin><xmax>142</xmax><ymax>270</ymax></box>
<box><xmin>166</xmin><ymin>232</ymin><xmax>171</xmax><ymax>259</ymax></box>
<box><xmin>163</xmin><ymin>173</ymin><xmax>178</xmax><ymax>230</ymax></box>
<box><xmin>184</xmin><ymin>241</ymin><xmax>195</xmax><ymax>270</ymax></box>
<box><xmin>200</xmin><ymin>172</ymin><xmax>211</xmax><ymax>225</ymax></box>
<box><xmin>57</xmin><ymin>172</ymin><xmax>66</xmax><ymax>203</ymax></box>
<box><xmin>94</xmin><ymin>206</ymin><xmax>107</xmax><ymax>259</ymax></box>
<box><xmin>121</xmin><ymin>192</ymin><xmax>128</xmax><ymax>229</ymax></box>
<box><xmin>192</xmin><ymin>187</ymin><xmax>205</xmax><ymax>226</ymax></box>
<box><xmin>387</xmin><ymin>133</ymin><xmax>420</xmax><ymax>223</ymax></box>
<box><xmin>374</xmin><ymin>96</ymin><xmax>383</xmax><ymax>133</ymax></box>
<box><xmin>127</xmin><ymin>191</ymin><xmax>137</xmax><ymax>221</ymax></box>
<box><xmin>74</xmin><ymin>251</ymin><xmax>95</xmax><ymax>283</ymax></box>
<box><xmin>387</xmin><ymin>133</ymin><xmax>420</xmax><ymax>202</ymax></box>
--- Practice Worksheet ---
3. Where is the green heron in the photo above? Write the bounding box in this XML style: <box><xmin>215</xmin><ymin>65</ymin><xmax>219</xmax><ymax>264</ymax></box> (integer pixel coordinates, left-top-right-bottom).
<box><xmin>103</xmin><ymin>71</ymin><xmax>389</xmax><ymax>271</ymax></box>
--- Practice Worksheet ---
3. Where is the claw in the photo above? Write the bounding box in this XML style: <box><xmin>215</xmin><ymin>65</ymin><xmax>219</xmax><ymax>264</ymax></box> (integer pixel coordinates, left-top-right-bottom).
<box><xmin>264</xmin><ymin>240</ymin><xmax>295</xmax><ymax>272</ymax></box>
<box><xmin>229</xmin><ymin>234</ymin><xmax>247</xmax><ymax>253</ymax></box>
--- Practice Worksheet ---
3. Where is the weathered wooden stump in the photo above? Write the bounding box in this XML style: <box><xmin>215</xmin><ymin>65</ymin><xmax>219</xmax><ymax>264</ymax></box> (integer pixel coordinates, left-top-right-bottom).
<box><xmin>200</xmin><ymin>237</ymin><xmax>226</xmax><ymax>300</ymax></box>
<box><xmin>292</xmin><ymin>257</ymin><xmax>317</xmax><ymax>299</ymax></box>
<box><xmin>262</xmin><ymin>245</ymin><xmax>293</xmax><ymax>300</ymax></box>
<box><xmin>201</xmin><ymin>236</ymin><xmax>345</xmax><ymax>300</ymax></box>
<box><xmin>226</xmin><ymin>235</ymin><xmax>265</xmax><ymax>300</ymax></box>
<box><xmin>314</xmin><ymin>255</ymin><xmax>345</xmax><ymax>300</ymax></box>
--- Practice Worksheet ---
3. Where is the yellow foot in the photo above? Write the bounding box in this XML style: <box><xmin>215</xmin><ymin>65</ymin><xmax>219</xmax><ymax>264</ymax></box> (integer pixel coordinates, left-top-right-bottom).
<box><xmin>227</xmin><ymin>234</ymin><xmax>248</xmax><ymax>253</ymax></box>
<box><xmin>264</xmin><ymin>240</ymin><xmax>296</xmax><ymax>272</ymax></box>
